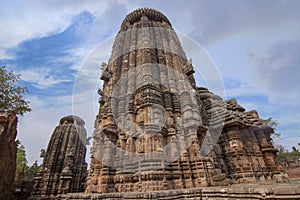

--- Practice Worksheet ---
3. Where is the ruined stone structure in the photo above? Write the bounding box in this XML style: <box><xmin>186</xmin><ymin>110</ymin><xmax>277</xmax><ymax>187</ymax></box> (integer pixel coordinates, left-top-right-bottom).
<box><xmin>0</xmin><ymin>110</ymin><xmax>18</xmax><ymax>200</ymax></box>
<box><xmin>85</xmin><ymin>8</ymin><xmax>281</xmax><ymax>194</ymax></box>
<box><xmin>32</xmin><ymin>115</ymin><xmax>88</xmax><ymax>196</ymax></box>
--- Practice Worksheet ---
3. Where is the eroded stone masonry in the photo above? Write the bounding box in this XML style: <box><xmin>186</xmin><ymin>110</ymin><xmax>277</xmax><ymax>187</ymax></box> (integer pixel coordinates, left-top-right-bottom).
<box><xmin>0</xmin><ymin>111</ymin><xmax>18</xmax><ymax>200</ymax></box>
<box><xmin>32</xmin><ymin>115</ymin><xmax>89</xmax><ymax>196</ymax></box>
<box><xmin>86</xmin><ymin>8</ymin><xmax>281</xmax><ymax>194</ymax></box>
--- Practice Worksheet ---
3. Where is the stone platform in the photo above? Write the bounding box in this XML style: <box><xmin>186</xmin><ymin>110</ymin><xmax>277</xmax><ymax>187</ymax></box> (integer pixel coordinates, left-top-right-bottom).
<box><xmin>31</xmin><ymin>183</ymin><xmax>300</xmax><ymax>200</ymax></box>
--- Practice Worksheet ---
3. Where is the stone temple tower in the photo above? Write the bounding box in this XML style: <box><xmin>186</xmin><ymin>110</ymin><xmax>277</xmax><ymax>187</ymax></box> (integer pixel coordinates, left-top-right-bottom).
<box><xmin>87</xmin><ymin>8</ymin><xmax>222</xmax><ymax>193</ymax></box>
<box><xmin>86</xmin><ymin>8</ymin><xmax>281</xmax><ymax>193</ymax></box>
<box><xmin>33</xmin><ymin>115</ymin><xmax>88</xmax><ymax>196</ymax></box>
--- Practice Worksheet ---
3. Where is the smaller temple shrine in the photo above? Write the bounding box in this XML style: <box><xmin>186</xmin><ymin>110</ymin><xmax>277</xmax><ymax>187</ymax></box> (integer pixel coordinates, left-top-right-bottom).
<box><xmin>32</xmin><ymin>115</ymin><xmax>89</xmax><ymax>196</ymax></box>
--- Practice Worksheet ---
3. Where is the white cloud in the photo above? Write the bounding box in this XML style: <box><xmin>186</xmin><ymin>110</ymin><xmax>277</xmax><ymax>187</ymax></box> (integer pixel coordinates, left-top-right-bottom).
<box><xmin>0</xmin><ymin>4</ymin><xmax>70</xmax><ymax>48</ymax></box>
<box><xmin>0</xmin><ymin>46</ymin><xmax>14</xmax><ymax>60</ymax></box>
<box><xmin>0</xmin><ymin>0</ymin><xmax>114</xmax><ymax>52</ymax></box>
<box><xmin>19</xmin><ymin>68</ymin><xmax>72</xmax><ymax>89</ymax></box>
<box><xmin>250</xmin><ymin>40</ymin><xmax>300</xmax><ymax>105</ymax></box>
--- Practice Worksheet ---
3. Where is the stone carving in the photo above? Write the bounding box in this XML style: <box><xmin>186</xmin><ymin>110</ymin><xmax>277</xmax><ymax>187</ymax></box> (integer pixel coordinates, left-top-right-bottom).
<box><xmin>85</xmin><ymin>8</ymin><xmax>283</xmax><ymax>193</ymax></box>
<box><xmin>100</xmin><ymin>62</ymin><xmax>112</xmax><ymax>81</ymax></box>
<box><xmin>198</xmin><ymin>87</ymin><xmax>282</xmax><ymax>183</ymax></box>
<box><xmin>40</xmin><ymin>149</ymin><xmax>45</xmax><ymax>158</ymax></box>
<box><xmin>32</xmin><ymin>115</ymin><xmax>88</xmax><ymax>197</ymax></box>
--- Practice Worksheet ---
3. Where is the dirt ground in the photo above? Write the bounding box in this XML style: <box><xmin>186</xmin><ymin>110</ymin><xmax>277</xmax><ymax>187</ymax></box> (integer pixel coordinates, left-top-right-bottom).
<box><xmin>286</xmin><ymin>167</ymin><xmax>300</xmax><ymax>178</ymax></box>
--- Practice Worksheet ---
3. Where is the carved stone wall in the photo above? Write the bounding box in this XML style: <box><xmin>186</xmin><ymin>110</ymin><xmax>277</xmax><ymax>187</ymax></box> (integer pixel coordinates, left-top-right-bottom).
<box><xmin>32</xmin><ymin>115</ymin><xmax>88</xmax><ymax>197</ymax></box>
<box><xmin>0</xmin><ymin>110</ymin><xmax>18</xmax><ymax>200</ymax></box>
<box><xmin>86</xmin><ymin>8</ymin><xmax>282</xmax><ymax>194</ymax></box>
<box><xmin>198</xmin><ymin>88</ymin><xmax>281</xmax><ymax>184</ymax></box>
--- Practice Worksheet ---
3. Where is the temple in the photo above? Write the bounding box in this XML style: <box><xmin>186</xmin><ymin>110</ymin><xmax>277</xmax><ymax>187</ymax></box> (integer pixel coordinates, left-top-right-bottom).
<box><xmin>85</xmin><ymin>8</ymin><xmax>281</xmax><ymax>193</ymax></box>
<box><xmin>32</xmin><ymin>115</ymin><xmax>88</xmax><ymax>196</ymax></box>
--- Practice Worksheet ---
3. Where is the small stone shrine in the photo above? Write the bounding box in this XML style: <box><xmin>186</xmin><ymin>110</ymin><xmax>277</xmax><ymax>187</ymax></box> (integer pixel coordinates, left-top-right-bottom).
<box><xmin>32</xmin><ymin>115</ymin><xmax>88</xmax><ymax>196</ymax></box>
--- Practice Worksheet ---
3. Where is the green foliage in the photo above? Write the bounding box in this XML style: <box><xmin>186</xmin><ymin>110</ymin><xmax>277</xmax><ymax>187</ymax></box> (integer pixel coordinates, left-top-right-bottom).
<box><xmin>16</xmin><ymin>139</ymin><xmax>27</xmax><ymax>174</ymax></box>
<box><xmin>0</xmin><ymin>66</ymin><xmax>31</xmax><ymax>115</ymax></box>
<box><xmin>292</xmin><ymin>146</ymin><xmax>300</xmax><ymax>156</ymax></box>
<box><xmin>262</xmin><ymin>117</ymin><xmax>281</xmax><ymax>138</ymax></box>
<box><xmin>15</xmin><ymin>140</ymin><xmax>41</xmax><ymax>180</ymax></box>
<box><xmin>276</xmin><ymin>144</ymin><xmax>300</xmax><ymax>167</ymax></box>
<box><xmin>262</xmin><ymin>117</ymin><xmax>279</xmax><ymax>127</ymax></box>
<box><xmin>25</xmin><ymin>162</ymin><xmax>41</xmax><ymax>180</ymax></box>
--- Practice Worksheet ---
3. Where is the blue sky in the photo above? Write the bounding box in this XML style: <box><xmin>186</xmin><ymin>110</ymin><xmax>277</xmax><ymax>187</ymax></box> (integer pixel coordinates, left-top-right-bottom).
<box><xmin>1</xmin><ymin>0</ymin><xmax>299</xmax><ymax>164</ymax></box>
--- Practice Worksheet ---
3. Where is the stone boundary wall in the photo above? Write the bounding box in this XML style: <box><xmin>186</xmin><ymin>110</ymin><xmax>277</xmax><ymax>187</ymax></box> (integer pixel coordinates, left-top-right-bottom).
<box><xmin>30</xmin><ymin>184</ymin><xmax>300</xmax><ymax>200</ymax></box>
